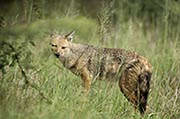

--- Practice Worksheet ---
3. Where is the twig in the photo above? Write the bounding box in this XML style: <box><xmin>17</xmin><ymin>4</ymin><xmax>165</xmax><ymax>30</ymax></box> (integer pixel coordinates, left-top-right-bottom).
<box><xmin>1</xmin><ymin>41</ymin><xmax>52</xmax><ymax>104</ymax></box>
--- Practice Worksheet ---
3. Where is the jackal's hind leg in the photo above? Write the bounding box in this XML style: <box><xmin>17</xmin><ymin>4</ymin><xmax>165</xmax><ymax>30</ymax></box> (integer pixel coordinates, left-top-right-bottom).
<box><xmin>119</xmin><ymin>63</ymin><xmax>151</xmax><ymax>115</ymax></box>
<box><xmin>119</xmin><ymin>68</ymin><xmax>138</xmax><ymax>107</ymax></box>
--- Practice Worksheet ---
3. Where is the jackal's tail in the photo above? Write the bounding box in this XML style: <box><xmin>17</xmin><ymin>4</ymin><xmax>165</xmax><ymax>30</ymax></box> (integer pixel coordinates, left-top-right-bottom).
<box><xmin>138</xmin><ymin>71</ymin><xmax>152</xmax><ymax>115</ymax></box>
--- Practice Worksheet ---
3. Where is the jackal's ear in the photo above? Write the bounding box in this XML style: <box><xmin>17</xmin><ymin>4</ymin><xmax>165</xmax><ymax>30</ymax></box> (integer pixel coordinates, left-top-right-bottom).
<box><xmin>50</xmin><ymin>33</ymin><xmax>55</xmax><ymax>38</ymax></box>
<box><xmin>65</xmin><ymin>31</ymin><xmax>75</xmax><ymax>42</ymax></box>
<box><xmin>50</xmin><ymin>34</ymin><xmax>54</xmax><ymax>38</ymax></box>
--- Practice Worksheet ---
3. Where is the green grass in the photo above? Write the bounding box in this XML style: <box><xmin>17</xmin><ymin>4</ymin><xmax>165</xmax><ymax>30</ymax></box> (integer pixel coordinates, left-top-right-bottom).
<box><xmin>0</xmin><ymin>16</ymin><xmax>180</xmax><ymax>119</ymax></box>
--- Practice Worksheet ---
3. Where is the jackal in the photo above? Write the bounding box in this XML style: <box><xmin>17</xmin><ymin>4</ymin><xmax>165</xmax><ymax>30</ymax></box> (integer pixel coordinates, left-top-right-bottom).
<box><xmin>50</xmin><ymin>31</ymin><xmax>152</xmax><ymax>115</ymax></box>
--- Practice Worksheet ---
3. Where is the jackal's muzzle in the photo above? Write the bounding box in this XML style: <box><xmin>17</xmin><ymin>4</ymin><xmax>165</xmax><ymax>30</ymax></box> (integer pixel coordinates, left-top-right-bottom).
<box><xmin>54</xmin><ymin>53</ymin><xmax>60</xmax><ymax>58</ymax></box>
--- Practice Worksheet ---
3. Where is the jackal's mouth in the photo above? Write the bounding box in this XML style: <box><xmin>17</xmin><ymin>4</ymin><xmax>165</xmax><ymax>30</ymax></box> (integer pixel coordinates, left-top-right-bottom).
<box><xmin>54</xmin><ymin>53</ymin><xmax>60</xmax><ymax>58</ymax></box>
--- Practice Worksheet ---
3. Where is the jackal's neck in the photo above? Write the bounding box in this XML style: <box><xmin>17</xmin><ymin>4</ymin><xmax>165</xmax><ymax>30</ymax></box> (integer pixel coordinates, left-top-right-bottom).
<box><xmin>71</xmin><ymin>43</ymin><xmax>89</xmax><ymax>50</ymax></box>
<box><xmin>62</xmin><ymin>43</ymin><xmax>90</xmax><ymax>69</ymax></box>
<box><xmin>70</xmin><ymin>43</ymin><xmax>92</xmax><ymax>56</ymax></box>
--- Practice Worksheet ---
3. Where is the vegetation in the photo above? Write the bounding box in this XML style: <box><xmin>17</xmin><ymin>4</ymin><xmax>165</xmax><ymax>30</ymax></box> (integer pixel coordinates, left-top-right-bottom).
<box><xmin>0</xmin><ymin>0</ymin><xmax>180</xmax><ymax>119</ymax></box>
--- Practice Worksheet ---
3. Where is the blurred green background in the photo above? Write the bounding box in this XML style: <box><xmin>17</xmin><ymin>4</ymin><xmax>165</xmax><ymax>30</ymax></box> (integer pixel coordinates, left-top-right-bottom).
<box><xmin>0</xmin><ymin>0</ymin><xmax>180</xmax><ymax>119</ymax></box>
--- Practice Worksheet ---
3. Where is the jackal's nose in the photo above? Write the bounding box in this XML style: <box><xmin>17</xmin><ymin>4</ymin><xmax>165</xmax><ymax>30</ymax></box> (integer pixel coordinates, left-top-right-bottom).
<box><xmin>54</xmin><ymin>53</ymin><xmax>60</xmax><ymax>58</ymax></box>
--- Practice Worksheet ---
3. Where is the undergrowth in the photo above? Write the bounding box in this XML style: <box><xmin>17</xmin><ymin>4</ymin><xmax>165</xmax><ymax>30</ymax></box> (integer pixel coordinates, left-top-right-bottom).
<box><xmin>0</xmin><ymin>16</ymin><xmax>180</xmax><ymax>119</ymax></box>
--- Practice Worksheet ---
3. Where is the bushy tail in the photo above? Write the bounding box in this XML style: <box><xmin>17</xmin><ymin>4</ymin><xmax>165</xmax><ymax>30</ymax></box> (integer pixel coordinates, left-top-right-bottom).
<box><xmin>138</xmin><ymin>71</ymin><xmax>152</xmax><ymax>115</ymax></box>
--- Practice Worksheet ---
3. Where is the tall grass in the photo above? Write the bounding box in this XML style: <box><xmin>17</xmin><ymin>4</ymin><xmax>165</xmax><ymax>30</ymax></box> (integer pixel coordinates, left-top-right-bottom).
<box><xmin>0</xmin><ymin>7</ymin><xmax>180</xmax><ymax>119</ymax></box>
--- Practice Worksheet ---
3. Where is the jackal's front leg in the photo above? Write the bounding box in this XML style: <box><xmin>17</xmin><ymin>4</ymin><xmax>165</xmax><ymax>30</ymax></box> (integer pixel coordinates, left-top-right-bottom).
<box><xmin>81</xmin><ymin>67</ymin><xmax>92</xmax><ymax>94</ymax></box>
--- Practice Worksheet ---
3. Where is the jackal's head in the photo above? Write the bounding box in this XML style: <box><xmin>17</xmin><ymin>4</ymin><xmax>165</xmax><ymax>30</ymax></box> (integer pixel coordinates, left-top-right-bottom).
<box><xmin>50</xmin><ymin>31</ymin><xmax>75</xmax><ymax>60</ymax></box>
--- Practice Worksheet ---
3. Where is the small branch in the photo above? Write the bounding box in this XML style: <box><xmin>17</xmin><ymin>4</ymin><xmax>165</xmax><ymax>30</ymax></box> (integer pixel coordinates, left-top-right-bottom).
<box><xmin>1</xmin><ymin>41</ymin><xmax>52</xmax><ymax>104</ymax></box>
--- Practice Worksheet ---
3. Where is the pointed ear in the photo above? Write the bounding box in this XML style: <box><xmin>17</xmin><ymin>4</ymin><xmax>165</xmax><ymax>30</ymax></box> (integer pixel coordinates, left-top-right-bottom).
<box><xmin>65</xmin><ymin>31</ymin><xmax>75</xmax><ymax>42</ymax></box>
<box><xmin>50</xmin><ymin>33</ymin><xmax>54</xmax><ymax>38</ymax></box>
<box><xmin>50</xmin><ymin>33</ymin><xmax>56</xmax><ymax>38</ymax></box>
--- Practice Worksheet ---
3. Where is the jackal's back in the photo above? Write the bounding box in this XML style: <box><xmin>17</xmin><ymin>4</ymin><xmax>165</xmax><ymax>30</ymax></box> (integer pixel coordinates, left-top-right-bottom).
<box><xmin>85</xmin><ymin>47</ymin><xmax>147</xmax><ymax>81</ymax></box>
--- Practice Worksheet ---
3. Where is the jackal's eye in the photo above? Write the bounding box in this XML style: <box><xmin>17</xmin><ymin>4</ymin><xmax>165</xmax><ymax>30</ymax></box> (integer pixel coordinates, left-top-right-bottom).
<box><xmin>61</xmin><ymin>46</ymin><xmax>66</xmax><ymax>49</ymax></box>
<box><xmin>51</xmin><ymin>44</ymin><xmax>57</xmax><ymax>47</ymax></box>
